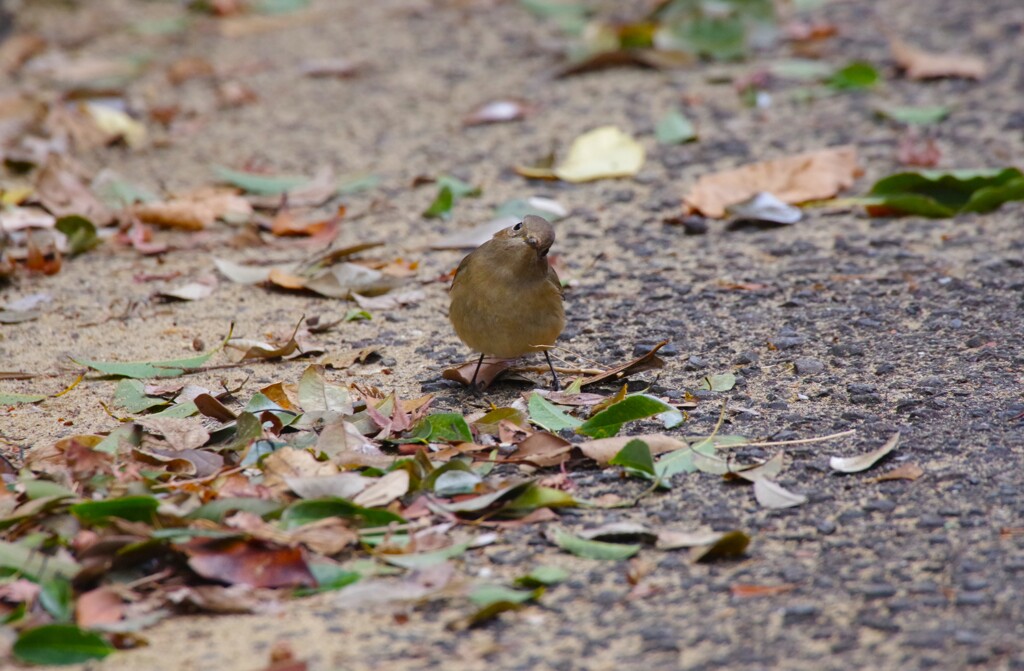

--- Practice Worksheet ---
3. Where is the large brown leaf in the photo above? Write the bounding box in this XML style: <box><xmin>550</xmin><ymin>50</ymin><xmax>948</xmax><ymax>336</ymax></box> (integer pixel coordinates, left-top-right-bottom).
<box><xmin>683</xmin><ymin>146</ymin><xmax>861</xmax><ymax>218</ymax></box>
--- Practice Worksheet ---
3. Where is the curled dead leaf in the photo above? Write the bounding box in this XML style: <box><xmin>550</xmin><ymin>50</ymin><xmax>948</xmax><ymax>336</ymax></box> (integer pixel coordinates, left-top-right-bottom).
<box><xmin>578</xmin><ymin>433</ymin><xmax>688</xmax><ymax>466</ymax></box>
<box><xmin>890</xmin><ymin>38</ymin><xmax>986</xmax><ymax>80</ymax></box>
<box><xmin>683</xmin><ymin>146</ymin><xmax>862</xmax><ymax>218</ymax></box>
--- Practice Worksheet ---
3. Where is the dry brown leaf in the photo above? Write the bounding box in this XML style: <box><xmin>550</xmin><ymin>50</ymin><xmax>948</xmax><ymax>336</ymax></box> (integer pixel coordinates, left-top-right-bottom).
<box><xmin>76</xmin><ymin>586</ymin><xmax>124</xmax><ymax>627</ymax></box>
<box><xmin>131</xmin><ymin>187</ymin><xmax>252</xmax><ymax>230</ymax></box>
<box><xmin>890</xmin><ymin>38</ymin><xmax>986</xmax><ymax>80</ymax></box>
<box><xmin>580</xmin><ymin>340</ymin><xmax>668</xmax><ymax>387</ymax></box>
<box><xmin>137</xmin><ymin>417</ymin><xmax>210</xmax><ymax>451</ymax></box>
<box><xmin>730</xmin><ymin>583</ymin><xmax>796</xmax><ymax>598</ymax></box>
<box><xmin>507</xmin><ymin>431</ymin><xmax>572</xmax><ymax>468</ymax></box>
<box><xmin>351</xmin><ymin>470</ymin><xmax>410</xmax><ymax>508</ymax></box>
<box><xmin>180</xmin><ymin>537</ymin><xmax>315</xmax><ymax>588</ymax></box>
<box><xmin>34</xmin><ymin>155</ymin><xmax>112</xmax><ymax>224</ymax></box>
<box><xmin>873</xmin><ymin>463</ymin><xmax>924</xmax><ymax>482</ymax></box>
<box><xmin>0</xmin><ymin>34</ymin><xmax>47</xmax><ymax>75</ymax></box>
<box><xmin>164</xmin><ymin>584</ymin><xmax>273</xmax><ymax>614</ymax></box>
<box><xmin>683</xmin><ymin>145</ymin><xmax>861</xmax><ymax>218</ymax></box>
<box><xmin>578</xmin><ymin>433</ymin><xmax>688</xmax><ymax>466</ymax></box>
<box><xmin>166</xmin><ymin>56</ymin><xmax>215</xmax><ymax>85</ymax></box>
<box><xmin>261</xmin><ymin>447</ymin><xmax>338</xmax><ymax>493</ymax></box>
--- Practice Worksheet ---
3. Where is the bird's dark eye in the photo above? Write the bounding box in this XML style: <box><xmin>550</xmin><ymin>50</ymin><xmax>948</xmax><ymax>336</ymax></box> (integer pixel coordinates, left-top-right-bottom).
<box><xmin>513</xmin><ymin>222</ymin><xmax>523</xmax><ymax>233</ymax></box>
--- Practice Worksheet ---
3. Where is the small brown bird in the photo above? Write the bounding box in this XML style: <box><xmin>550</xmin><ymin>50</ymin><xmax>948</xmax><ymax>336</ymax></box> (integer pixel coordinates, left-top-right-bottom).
<box><xmin>449</xmin><ymin>215</ymin><xmax>565</xmax><ymax>390</ymax></box>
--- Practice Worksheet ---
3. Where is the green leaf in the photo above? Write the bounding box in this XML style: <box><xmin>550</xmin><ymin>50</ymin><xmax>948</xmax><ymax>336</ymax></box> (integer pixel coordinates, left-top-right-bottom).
<box><xmin>13</xmin><ymin>624</ymin><xmax>115</xmax><ymax>665</ymax></box>
<box><xmin>296</xmin><ymin>563</ymin><xmax>361</xmax><ymax>595</ymax></box>
<box><xmin>422</xmin><ymin>176</ymin><xmax>481</xmax><ymax>219</ymax></box>
<box><xmin>423</xmin><ymin>186</ymin><xmax>454</xmax><ymax>218</ymax></box>
<box><xmin>519</xmin><ymin>0</ymin><xmax>589</xmax><ymax>34</ymax></box>
<box><xmin>0</xmin><ymin>540</ymin><xmax>80</xmax><ymax>581</ymax></box>
<box><xmin>462</xmin><ymin>584</ymin><xmax>544</xmax><ymax>627</ymax></box>
<box><xmin>70</xmin><ymin>495</ymin><xmax>159</xmax><ymax>524</ymax></box>
<box><xmin>187</xmin><ymin>497</ymin><xmax>284</xmax><ymax>522</ymax></box>
<box><xmin>55</xmin><ymin>216</ymin><xmax>100</xmax><ymax>256</ymax></box>
<box><xmin>336</xmin><ymin>174</ymin><xmax>380</xmax><ymax>195</ymax></box>
<box><xmin>867</xmin><ymin>168</ymin><xmax>1024</xmax><ymax>218</ymax></box>
<box><xmin>410</xmin><ymin>413</ymin><xmax>473</xmax><ymax>444</ymax></box>
<box><xmin>655</xmin><ymin>109</ymin><xmax>696</xmax><ymax>145</ymax></box>
<box><xmin>252</xmin><ymin>0</ymin><xmax>310</xmax><ymax>14</ymax></box>
<box><xmin>577</xmin><ymin>394</ymin><xmax>673</xmax><ymax>439</ymax></box>
<box><xmin>768</xmin><ymin>58</ymin><xmax>834</xmax><ymax>81</ymax></box>
<box><xmin>281</xmin><ymin>498</ymin><xmax>405</xmax><ymax>529</ymax></box>
<box><xmin>693</xmin><ymin>529</ymin><xmax>751</xmax><ymax>563</ymax></box>
<box><xmin>700</xmin><ymin>372</ymin><xmax>737</xmax><ymax>392</ymax></box>
<box><xmin>39</xmin><ymin>578</ymin><xmax>74</xmax><ymax>622</ymax></box>
<box><xmin>654</xmin><ymin>440</ymin><xmax>712</xmax><ymax>480</ymax></box>
<box><xmin>551</xmin><ymin>528</ymin><xmax>640</xmax><ymax>560</ymax></box>
<box><xmin>514</xmin><ymin>565</ymin><xmax>570</xmax><ymax>588</ymax></box>
<box><xmin>0</xmin><ymin>392</ymin><xmax>47</xmax><ymax>405</ymax></box>
<box><xmin>343</xmin><ymin>308</ymin><xmax>372</xmax><ymax>321</ymax></box>
<box><xmin>469</xmin><ymin>584</ymin><xmax>540</xmax><ymax>606</ymax></box>
<box><xmin>504</xmin><ymin>484</ymin><xmax>577</xmax><ymax>514</ymax></box>
<box><xmin>875</xmin><ymin>104</ymin><xmax>950</xmax><ymax>125</ymax></box>
<box><xmin>608</xmin><ymin>439</ymin><xmax>656</xmax><ymax>478</ymax></box>
<box><xmin>73</xmin><ymin>349</ymin><xmax>218</xmax><ymax>379</ymax></box>
<box><xmin>527</xmin><ymin>392</ymin><xmax>582</xmax><ymax>432</ymax></box>
<box><xmin>827</xmin><ymin>61</ymin><xmax>879</xmax><ymax>90</ymax></box>
<box><xmin>214</xmin><ymin>165</ymin><xmax>309</xmax><ymax>194</ymax></box>
<box><xmin>113</xmin><ymin>379</ymin><xmax>170</xmax><ymax>413</ymax></box>
<box><xmin>380</xmin><ymin>542</ymin><xmax>471</xmax><ymax>569</ymax></box>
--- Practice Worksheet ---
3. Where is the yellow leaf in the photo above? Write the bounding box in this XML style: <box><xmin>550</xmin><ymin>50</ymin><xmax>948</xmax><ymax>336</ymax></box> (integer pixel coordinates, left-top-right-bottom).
<box><xmin>553</xmin><ymin>126</ymin><xmax>645</xmax><ymax>183</ymax></box>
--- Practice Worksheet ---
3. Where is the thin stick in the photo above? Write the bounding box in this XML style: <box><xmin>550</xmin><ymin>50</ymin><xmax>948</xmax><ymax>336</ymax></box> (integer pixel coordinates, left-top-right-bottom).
<box><xmin>712</xmin><ymin>428</ymin><xmax>857</xmax><ymax>450</ymax></box>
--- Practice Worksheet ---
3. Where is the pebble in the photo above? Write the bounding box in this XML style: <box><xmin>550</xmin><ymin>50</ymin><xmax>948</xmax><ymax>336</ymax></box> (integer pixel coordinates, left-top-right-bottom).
<box><xmin>817</xmin><ymin>519</ymin><xmax>837</xmax><ymax>535</ymax></box>
<box><xmin>860</xmin><ymin>583</ymin><xmax>897</xmax><ymax>599</ymax></box>
<box><xmin>736</xmin><ymin>350</ymin><xmax>760</xmax><ymax>364</ymax></box>
<box><xmin>772</xmin><ymin>335</ymin><xmax>806</xmax><ymax>349</ymax></box>
<box><xmin>864</xmin><ymin>499</ymin><xmax>896</xmax><ymax>513</ymax></box>
<box><xmin>794</xmin><ymin>358</ymin><xmax>824</xmax><ymax>375</ymax></box>
<box><xmin>956</xmin><ymin>592</ymin><xmax>989</xmax><ymax>606</ymax></box>
<box><xmin>782</xmin><ymin>604</ymin><xmax>819</xmax><ymax>624</ymax></box>
<box><xmin>917</xmin><ymin>514</ymin><xmax>946</xmax><ymax>529</ymax></box>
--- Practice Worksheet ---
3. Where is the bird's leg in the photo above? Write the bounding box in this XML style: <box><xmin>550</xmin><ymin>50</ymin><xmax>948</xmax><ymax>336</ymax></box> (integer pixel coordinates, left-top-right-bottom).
<box><xmin>469</xmin><ymin>353</ymin><xmax>486</xmax><ymax>392</ymax></box>
<box><xmin>544</xmin><ymin>350</ymin><xmax>560</xmax><ymax>391</ymax></box>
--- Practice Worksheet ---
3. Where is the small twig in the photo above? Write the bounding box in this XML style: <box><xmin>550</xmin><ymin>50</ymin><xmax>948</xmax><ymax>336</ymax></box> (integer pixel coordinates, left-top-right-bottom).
<box><xmin>712</xmin><ymin>428</ymin><xmax>857</xmax><ymax>450</ymax></box>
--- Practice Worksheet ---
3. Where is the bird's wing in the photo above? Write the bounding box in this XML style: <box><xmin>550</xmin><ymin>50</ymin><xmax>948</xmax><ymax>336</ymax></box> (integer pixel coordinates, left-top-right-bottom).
<box><xmin>450</xmin><ymin>253</ymin><xmax>473</xmax><ymax>293</ymax></box>
<box><xmin>546</xmin><ymin>265</ymin><xmax>563</xmax><ymax>296</ymax></box>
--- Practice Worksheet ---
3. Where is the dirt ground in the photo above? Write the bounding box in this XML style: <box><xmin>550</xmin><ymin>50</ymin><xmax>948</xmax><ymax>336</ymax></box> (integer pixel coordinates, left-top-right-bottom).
<box><xmin>3</xmin><ymin>0</ymin><xmax>1024</xmax><ymax>669</ymax></box>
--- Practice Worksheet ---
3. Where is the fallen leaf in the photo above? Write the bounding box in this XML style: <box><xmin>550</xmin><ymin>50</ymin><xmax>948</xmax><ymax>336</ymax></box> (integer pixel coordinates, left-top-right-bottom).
<box><xmin>180</xmin><ymin>537</ymin><xmax>315</xmax><ymax>588</ymax></box>
<box><xmin>442</xmin><ymin>358</ymin><xmax>516</xmax><ymax>390</ymax></box>
<box><xmin>684</xmin><ymin>145</ymin><xmax>861</xmax><ymax>218</ymax></box>
<box><xmin>890</xmin><ymin>38</ymin><xmax>986</xmax><ymax>80</ymax></box>
<box><xmin>726</xmin><ymin>192</ymin><xmax>802</xmax><ymax>225</ymax></box>
<box><xmin>549</xmin><ymin>528</ymin><xmax>640</xmax><ymax>560</ymax></box>
<box><xmin>83</xmin><ymin>102</ymin><xmax>147</xmax><ymax>149</ymax></box>
<box><xmin>829</xmin><ymin>432</ymin><xmax>900</xmax><ymax>473</ymax></box>
<box><xmin>506</xmin><ymin>431</ymin><xmax>572</xmax><ymax>468</ymax></box>
<box><xmin>156</xmin><ymin>278</ymin><xmax>217</xmax><ymax>302</ymax></box>
<box><xmin>865</xmin><ymin>169</ymin><xmax>1024</xmax><ymax>218</ymax></box>
<box><xmin>131</xmin><ymin>187</ymin><xmax>252</xmax><ymax>230</ymax></box>
<box><xmin>351</xmin><ymin>470</ymin><xmax>410</xmax><ymax>508</ymax></box>
<box><xmin>580</xmin><ymin>340</ymin><xmax>668</xmax><ymax>387</ymax></box>
<box><xmin>896</xmin><ymin>133</ymin><xmax>942</xmax><ymax>168</ymax></box>
<box><xmin>75</xmin><ymin>586</ymin><xmax>124</xmax><ymax>627</ymax></box>
<box><xmin>553</xmin><ymin>126</ymin><xmax>645</xmax><ymax>182</ymax></box>
<box><xmin>463</xmin><ymin>99</ymin><xmax>534</xmax><ymax>126</ymax></box>
<box><xmin>655</xmin><ymin>108</ymin><xmax>696</xmax><ymax>145</ymax></box>
<box><xmin>730</xmin><ymin>583</ymin><xmax>795</xmax><ymax>598</ymax></box>
<box><xmin>753</xmin><ymin>479</ymin><xmax>807</xmax><ymax>508</ymax></box>
<box><xmin>692</xmin><ymin>529</ymin><xmax>750</xmax><ymax>563</ymax></box>
<box><xmin>873</xmin><ymin>463</ymin><xmax>924</xmax><ymax>482</ymax></box>
<box><xmin>578</xmin><ymin>433</ymin><xmax>688</xmax><ymax>466</ymax></box>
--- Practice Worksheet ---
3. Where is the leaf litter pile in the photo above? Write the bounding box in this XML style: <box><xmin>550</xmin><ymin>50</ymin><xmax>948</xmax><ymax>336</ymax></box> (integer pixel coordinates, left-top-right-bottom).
<box><xmin>0</xmin><ymin>0</ymin><xmax>1014</xmax><ymax>666</ymax></box>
